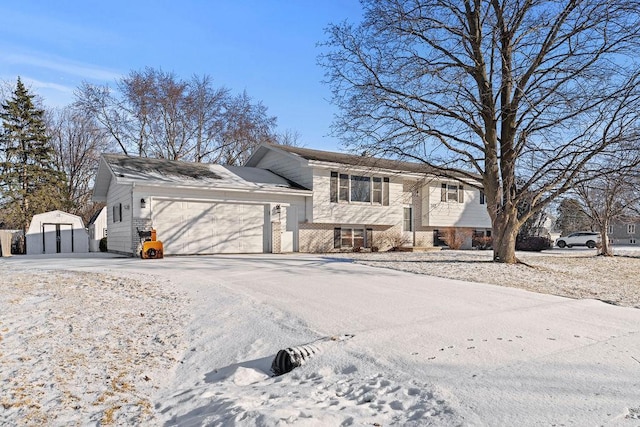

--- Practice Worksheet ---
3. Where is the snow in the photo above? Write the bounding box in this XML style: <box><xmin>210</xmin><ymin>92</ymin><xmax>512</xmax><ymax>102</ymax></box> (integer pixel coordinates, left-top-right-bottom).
<box><xmin>1</xmin><ymin>251</ymin><xmax>640</xmax><ymax>426</ymax></box>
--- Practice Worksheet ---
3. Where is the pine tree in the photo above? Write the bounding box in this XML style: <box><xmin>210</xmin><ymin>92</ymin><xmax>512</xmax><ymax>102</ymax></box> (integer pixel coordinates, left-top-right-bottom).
<box><xmin>0</xmin><ymin>77</ymin><xmax>67</xmax><ymax>253</ymax></box>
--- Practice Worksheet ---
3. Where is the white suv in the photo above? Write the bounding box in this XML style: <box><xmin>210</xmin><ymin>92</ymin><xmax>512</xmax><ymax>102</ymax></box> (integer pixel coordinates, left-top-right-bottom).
<box><xmin>555</xmin><ymin>232</ymin><xmax>600</xmax><ymax>249</ymax></box>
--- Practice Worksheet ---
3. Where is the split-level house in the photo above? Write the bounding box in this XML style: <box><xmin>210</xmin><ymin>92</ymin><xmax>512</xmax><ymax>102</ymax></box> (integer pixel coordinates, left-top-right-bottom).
<box><xmin>92</xmin><ymin>144</ymin><xmax>491</xmax><ymax>256</ymax></box>
<box><xmin>607</xmin><ymin>220</ymin><xmax>640</xmax><ymax>246</ymax></box>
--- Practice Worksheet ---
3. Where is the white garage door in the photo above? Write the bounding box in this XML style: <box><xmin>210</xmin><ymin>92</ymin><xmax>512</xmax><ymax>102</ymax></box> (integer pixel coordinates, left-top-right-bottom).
<box><xmin>152</xmin><ymin>200</ymin><xmax>265</xmax><ymax>255</ymax></box>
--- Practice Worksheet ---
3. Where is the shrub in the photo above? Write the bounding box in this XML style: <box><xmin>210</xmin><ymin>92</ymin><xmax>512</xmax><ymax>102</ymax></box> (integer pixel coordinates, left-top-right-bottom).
<box><xmin>99</xmin><ymin>237</ymin><xmax>108</xmax><ymax>252</ymax></box>
<box><xmin>379</xmin><ymin>230</ymin><xmax>411</xmax><ymax>251</ymax></box>
<box><xmin>516</xmin><ymin>236</ymin><xmax>551</xmax><ymax>252</ymax></box>
<box><xmin>440</xmin><ymin>228</ymin><xmax>472</xmax><ymax>250</ymax></box>
<box><xmin>473</xmin><ymin>235</ymin><xmax>493</xmax><ymax>250</ymax></box>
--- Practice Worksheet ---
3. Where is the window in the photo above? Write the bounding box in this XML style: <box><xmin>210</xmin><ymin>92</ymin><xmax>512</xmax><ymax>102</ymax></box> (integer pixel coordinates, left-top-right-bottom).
<box><xmin>339</xmin><ymin>174</ymin><xmax>349</xmax><ymax>202</ymax></box>
<box><xmin>480</xmin><ymin>190</ymin><xmax>485</xmax><ymax>205</ymax></box>
<box><xmin>372</xmin><ymin>177</ymin><xmax>382</xmax><ymax>204</ymax></box>
<box><xmin>334</xmin><ymin>227</ymin><xmax>366</xmax><ymax>248</ymax></box>
<box><xmin>441</xmin><ymin>183</ymin><xmax>464</xmax><ymax>203</ymax></box>
<box><xmin>112</xmin><ymin>203</ymin><xmax>122</xmax><ymax>223</ymax></box>
<box><xmin>629</xmin><ymin>224</ymin><xmax>636</xmax><ymax>234</ymax></box>
<box><xmin>329</xmin><ymin>171</ymin><xmax>389</xmax><ymax>205</ymax></box>
<box><xmin>341</xmin><ymin>228</ymin><xmax>353</xmax><ymax>247</ymax></box>
<box><xmin>350</xmin><ymin>175</ymin><xmax>371</xmax><ymax>202</ymax></box>
<box><xmin>403</xmin><ymin>207</ymin><xmax>413</xmax><ymax>231</ymax></box>
<box><xmin>608</xmin><ymin>225</ymin><xmax>614</xmax><ymax>234</ymax></box>
<box><xmin>352</xmin><ymin>229</ymin><xmax>365</xmax><ymax>248</ymax></box>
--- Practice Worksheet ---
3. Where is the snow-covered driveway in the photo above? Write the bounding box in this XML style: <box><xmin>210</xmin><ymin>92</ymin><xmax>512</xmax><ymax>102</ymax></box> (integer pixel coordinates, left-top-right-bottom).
<box><xmin>3</xmin><ymin>253</ymin><xmax>640</xmax><ymax>425</ymax></box>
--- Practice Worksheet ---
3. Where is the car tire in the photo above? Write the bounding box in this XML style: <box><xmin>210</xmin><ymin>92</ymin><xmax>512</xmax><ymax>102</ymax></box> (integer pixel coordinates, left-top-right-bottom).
<box><xmin>586</xmin><ymin>240</ymin><xmax>596</xmax><ymax>249</ymax></box>
<box><xmin>557</xmin><ymin>240</ymin><xmax>566</xmax><ymax>248</ymax></box>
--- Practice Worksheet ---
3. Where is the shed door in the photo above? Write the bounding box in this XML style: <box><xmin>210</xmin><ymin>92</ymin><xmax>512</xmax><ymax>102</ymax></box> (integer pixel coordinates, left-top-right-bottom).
<box><xmin>152</xmin><ymin>200</ymin><xmax>265</xmax><ymax>255</ymax></box>
<box><xmin>43</xmin><ymin>223</ymin><xmax>73</xmax><ymax>253</ymax></box>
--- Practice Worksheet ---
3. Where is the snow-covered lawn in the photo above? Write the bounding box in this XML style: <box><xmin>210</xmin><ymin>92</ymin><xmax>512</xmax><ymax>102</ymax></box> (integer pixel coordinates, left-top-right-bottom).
<box><xmin>1</xmin><ymin>251</ymin><xmax>639</xmax><ymax>426</ymax></box>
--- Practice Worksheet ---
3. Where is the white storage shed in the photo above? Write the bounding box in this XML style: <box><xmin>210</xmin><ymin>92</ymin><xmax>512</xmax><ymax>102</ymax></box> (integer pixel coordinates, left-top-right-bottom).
<box><xmin>26</xmin><ymin>210</ymin><xmax>89</xmax><ymax>255</ymax></box>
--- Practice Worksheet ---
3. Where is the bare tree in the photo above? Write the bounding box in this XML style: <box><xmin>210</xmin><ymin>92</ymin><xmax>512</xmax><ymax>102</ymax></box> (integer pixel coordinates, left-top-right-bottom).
<box><xmin>188</xmin><ymin>74</ymin><xmax>229</xmax><ymax>162</ymax></box>
<box><xmin>75</xmin><ymin>68</ymin><xmax>279</xmax><ymax>164</ymax></box>
<box><xmin>574</xmin><ymin>165</ymin><xmax>640</xmax><ymax>256</ymax></box>
<box><xmin>321</xmin><ymin>0</ymin><xmax>640</xmax><ymax>263</ymax></box>
<box><xmin>74</xmin><ymin>82</ymin><xmax>135</xmax><ymax>156</ymax></box>
<box><xmin>217</xmin><ymin>91</ymin><xmax>277</xmax><ymax>165</ymax></box>
<box><xmin>276</xmin><ymin>129</ymin><xmax>303</xmax><ymax>147</ymax></box>
<box><xmin>47</xmin><ymin>106</ymin><xmax>110</xmax><ymax>223</ymax></box>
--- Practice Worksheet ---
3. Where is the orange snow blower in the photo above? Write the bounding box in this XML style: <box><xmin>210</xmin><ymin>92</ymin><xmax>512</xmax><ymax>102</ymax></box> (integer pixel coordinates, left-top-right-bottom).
<box><xmin>138</xmin><ymin>228</ymin><xmax>164</xmax><ymax>259</ymax></box>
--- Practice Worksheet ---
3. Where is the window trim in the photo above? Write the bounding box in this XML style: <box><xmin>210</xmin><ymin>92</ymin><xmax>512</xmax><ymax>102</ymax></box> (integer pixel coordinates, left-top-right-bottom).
<box><xmin>334</xmin><ymin>226</ymin><xmax>367</xmax><ymax>248</ymax></box>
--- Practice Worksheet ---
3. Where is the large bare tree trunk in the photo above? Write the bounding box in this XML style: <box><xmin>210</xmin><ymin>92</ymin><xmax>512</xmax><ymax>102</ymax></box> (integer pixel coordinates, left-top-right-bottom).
<box><xmin>599</xmin><ymin>229</ymin><xmax>612</xmax><ymax>256</ymax></box>
<box><xmin>493</xmin><ymin>211</ymin><xmax>519</xmax><ymax>263</ymax></box>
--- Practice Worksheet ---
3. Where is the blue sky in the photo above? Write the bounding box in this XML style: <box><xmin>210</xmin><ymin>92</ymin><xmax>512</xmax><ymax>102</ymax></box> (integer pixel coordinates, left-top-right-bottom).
<box><xmin>0</xmin><ymin>1</ymin><xmax>363</xmax><ymax>151</ymax></box>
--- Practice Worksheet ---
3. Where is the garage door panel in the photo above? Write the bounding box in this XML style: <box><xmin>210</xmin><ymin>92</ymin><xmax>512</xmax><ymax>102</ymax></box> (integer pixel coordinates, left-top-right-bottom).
<box><xmin>152</xmin><ymin>200</ymin><xmax>264</xmax><ymax>255</ymax></box>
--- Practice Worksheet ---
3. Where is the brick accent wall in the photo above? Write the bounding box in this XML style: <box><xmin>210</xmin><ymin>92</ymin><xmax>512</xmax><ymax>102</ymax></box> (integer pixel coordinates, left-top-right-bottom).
<box><xmin>271</xmin><ymin>221</ymin><xmax>281</xmax><ymax>254</ymax></box>
<box><xmin>299</xmin><ymin>223</ymin><xmax>335</xmax><ymax>253</ymax></box>
<box><xmin>131</xmin><ymin>218</ymin><xmax>153</xmax><ymax>256</ymax></box>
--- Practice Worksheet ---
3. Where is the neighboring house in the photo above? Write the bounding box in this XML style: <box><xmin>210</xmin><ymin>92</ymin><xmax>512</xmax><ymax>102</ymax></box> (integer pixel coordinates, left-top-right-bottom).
<box><xmin>26</xmin><ymin>210</ymin><xmax>89</xmax><ymax>255</ymax></box>
<box><xmin>88</xmin><ymin>206</ymin><xmax>107</xmax><ymax>252</ymax></box>
<box><xmin>246</xmin><ymin>144</ymin><xmax>491</xmax><ymax>252</ymax></box>
<box><xmin>607</xmin><ymin>220</ymin><xmax>640</xmax><ymax>246</ymax></box>
<box><xmin>92</xmin><ymin>145</ymin><xmax>491</xmax><ymax>256</ymax></box>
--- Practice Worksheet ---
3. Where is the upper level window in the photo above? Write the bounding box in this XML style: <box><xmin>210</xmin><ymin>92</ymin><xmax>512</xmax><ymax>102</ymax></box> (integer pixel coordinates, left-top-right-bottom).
<box><xmin>350</xmin><ymin>175</ymin><xmax>371</xmax><ymax>202</ymax></box>
<box><xmin>372</xmin><ymin>177</ymin><xmax>382</xmax><ymax>204</ymax></box>
<box><xmin>330</xmin><ymin>172</ymin><xmax>389</xmax><ymax>205</ymax></box>
<box><xmin>608</xmin><ymin>225</ymin><xmax>614</xmax><ymax>234</ymax></box>
<box><xmin>441</xmin><ymin>183</ymin><xmax>464</xmax><ymax>203</ymax></box>
<box><xmin>480</xmin><ymin>190</ymin><xmax>485</xmax><ymax>205</ymax></box>
<box><xmin>629</xmin><ymin>224</ymin><xmax>636</xmax><ymax>234</ymax></box>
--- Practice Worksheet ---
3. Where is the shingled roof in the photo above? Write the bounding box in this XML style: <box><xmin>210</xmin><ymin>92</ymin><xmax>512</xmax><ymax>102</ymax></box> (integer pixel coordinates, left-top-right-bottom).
<box><xmin>261</xmin><ymin>144</ymin><xmax>478</xmax><ymax>181</ymax></box>
<box><xmin>93</xmin><ymin>153</ymin><xmax>310</xmax><ymax>202</ymax></box>
<box><xmin>103</xmin><ymin>154</ymin><xmax>224</xmax><ymax>183</ymax></box>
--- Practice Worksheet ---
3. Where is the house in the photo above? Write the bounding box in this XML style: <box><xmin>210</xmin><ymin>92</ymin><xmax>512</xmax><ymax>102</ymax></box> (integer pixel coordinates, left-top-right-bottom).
<box><xmin>88</xmin><ymin>206</ymin><xmax>107</xmax><ymax>252</ymax></box>
<box><xmin>92</xmin><ymin>145</ymin><xmax>491</xmax><ymax>256</ymax></box>
<box><xmin>246</xmin><ymin>144</ymin><xmax>491</xmax><ymax>252</ymax></box>
<box><xmin>607</xmin><ymin>220</ymin><xmax>640</xmax><ymax>246</ymax></box>
<box><xmin>25</xmin><ymin>210</ymin><xmax>89</xmax><ymax>255</ymax></box>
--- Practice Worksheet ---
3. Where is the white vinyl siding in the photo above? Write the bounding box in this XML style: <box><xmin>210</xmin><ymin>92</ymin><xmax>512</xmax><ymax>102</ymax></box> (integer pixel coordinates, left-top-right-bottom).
<box><xmin>106</xmin><ymin>182</ymin><xmax>133</xmax><ymax>253</ymax></box>
<box><xmin>423</xmin><ymin>182</ymin><xmax>491</xmax><ymax>228</ymax></box>
<box><xmin>249</xmin><ymin>149</ymin><xmax>313</xmax><ymax>190</ymax></box>
<box><xmin>315</xmin><ymin>169</ymin><xmax>403</xmax><ymax>225</ymax></box>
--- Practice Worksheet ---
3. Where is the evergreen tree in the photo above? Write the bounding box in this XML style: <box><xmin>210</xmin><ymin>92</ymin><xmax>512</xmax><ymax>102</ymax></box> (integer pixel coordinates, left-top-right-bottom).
<box><xmin>0</xmin><ymin>77</ymin><xmax>67</xmax><ymax>253</ymax></box>
<box><xmin>555</xmin><ymin>198</ymin><xmax>593</xmax><ymax>236</ymax></box>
